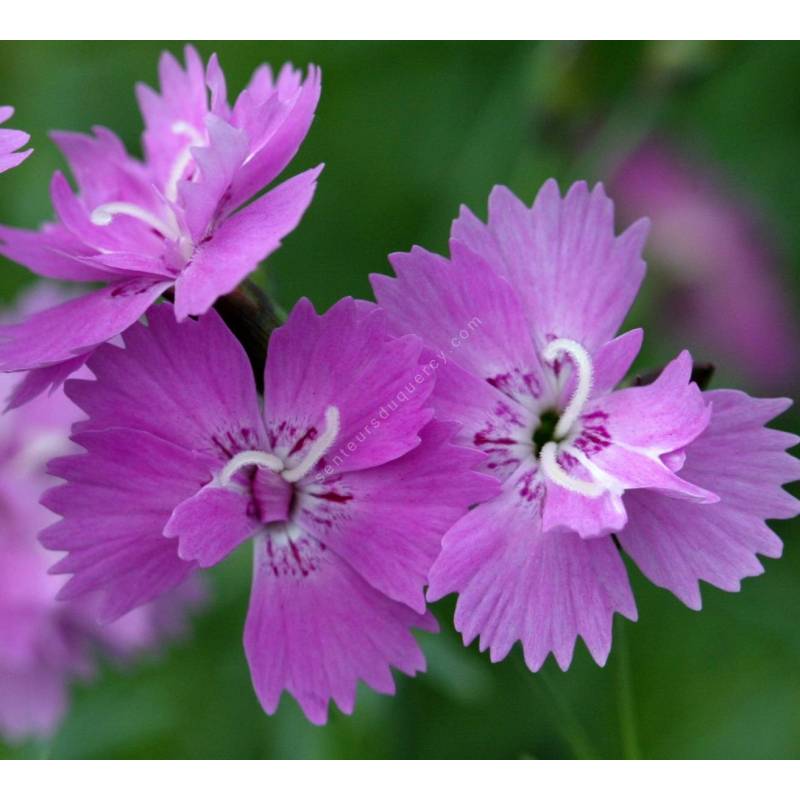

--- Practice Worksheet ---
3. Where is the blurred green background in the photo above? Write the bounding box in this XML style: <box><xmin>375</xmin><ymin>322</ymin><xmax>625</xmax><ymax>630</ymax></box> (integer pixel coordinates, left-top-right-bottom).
<box><xmin>0</xmin><ymin>41</ymin><xmax>798</xmax><ymax>759</ymax></box>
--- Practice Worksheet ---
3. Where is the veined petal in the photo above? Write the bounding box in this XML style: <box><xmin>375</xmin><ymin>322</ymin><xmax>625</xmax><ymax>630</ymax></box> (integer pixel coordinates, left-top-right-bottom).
<box><xmin>73</xmin><ymin>251</ymin><xmax>176</xmax><ymax>278</ymax></box>
<box><xmin>451</xmin><ymin>181</ymin><xmax>649</xmax><ymax>352</ymax></box>
<box><xmin>49</xmin><ymin>171</ymin><xmax>165</xmax><ymax>258</ymax></box>
<box><xmin>264</xmin><ymin>297</ymin><xmax>435</xmax><ymax>475</ymax></box>
<box><xmin>542</xmin><ymin>468</ymin><xmax>629</xmax><ymax>539</ymax></box>
<box><xmin>0</xmin><ymin>222</ymin><xmax>113</xmax><ymax>282</ymax></box>
<box><xmin>561</xmin><ymin>351</ymin><xmax>718</xmax><ymax>517</ymax></box>
<box><xmin>50</xmin><ymin>127</ymin><xmax>155</xmax><ymax>211</ymax></box>
<box><xmin>205</xmin><ymin>54</ymin><xmax>230</xmax><ymax>117</ymax></box>
<box><xmin>245</xmin><ymin>530</ymin><xmax>436</xmax><ymax>725</ymax></box>
<box><xmin>591</xmin><ymin>328</ymin><xmax>644</xmax><ymax>399</ymax></box>
<box><xmin>0</xmin><ymin>278</ymin><xmax>171</xmax><ymax>371</ymax></box>
<box><xmin>164</xmin><ymin>485</ymin><xmax>262</xmax><ymax>568</ymax></box>
<box><xmin>136</xmin><ymin>45</ymin><xmax>208</xmax><ymax>189</ymax></box>
<box><xmin>591</xmin><ymin>351</ymin><xmax>711</xmax><ymax>453</ymax></box>
<box><xmin>178</xmin><ymin>115</ymin><xmax>249</xmax><ymax>242</ymax></box>
<box><xmin>373</xmin><ymin>241</ymin><xmax>543</xmax><ymax>403</ymax></box>
<box><xmin>227</xmin><ymin>64</ymin><xmax>321</xmax><ymax>212</ymax></box>
<box><xmin>429</xmin><ymin>357</ymin><xmax>532</xmax><ymax>483</ymax></box>
<box><xmin>428</xmin><ymin>464</ymin><xmax>637</xmax><ymax>670</ymax></box>
<box><xmin>67</xmin><ymin>304</ymin><xmax>265</xmax><ymax>459</ymax></box>
<box><xmin>619</xmin><ymin>390</ymin><xmax>800</xmax><ymax>609</ymax></box>
<box><xmin>173</xmin><ymin>165</ymin><xmax>321</xmax><ymax>319</ymax></box>
<box><xmin>41</xmin><ymin>428</ymin><xmax>216</xmax><ymax>622</ymax></box>
<box><xmin>4</xmin><ymin>355</ymin><xmax>89</xmax><ymax>410</ymax></box>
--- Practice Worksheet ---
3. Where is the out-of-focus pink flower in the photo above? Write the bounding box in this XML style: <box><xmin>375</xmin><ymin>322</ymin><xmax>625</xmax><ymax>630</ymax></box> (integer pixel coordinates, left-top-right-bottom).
<box><xmin>612</xmin><ymin>140</ymin><xmax>799</xmax><ymax>390</ymax></box>
<box><xmin>0</xmin><ymin>286</ymin><xmax>203</xmax><ymax>743</ymax></box>
<box><xmin>0</xmin><ymin>107</ymin><xmax>32</xmax><ymax>173</ymax></box>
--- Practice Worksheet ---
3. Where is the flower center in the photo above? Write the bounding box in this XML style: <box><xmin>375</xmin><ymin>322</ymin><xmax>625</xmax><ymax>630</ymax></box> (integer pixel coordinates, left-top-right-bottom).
<box><xmin>542</xmin><ymin>338</ymin><xmax>594</xmax><ymax>440</ymax></box>
<box><xmin>89</xmin><ymin>121</ymin><xmax>205</xmax><ymax>262</ymax></box>
<box><xmin>536</xmin><ymin>338</ymin><xmax>604</xmax><ymax>498</ymax></box>
<box><xmin>164</xmin><ymin>121</ymin><xmax>206</xmax><ymax>203</ymax></box>
<box><xmin>531</xmin><ymin>408</ymin><xmax>560</xmax><ymax>456</ymax></box>
<box><xmin>218</xmin><ymin>406</ymin><xmax>341</xmax><ymax>488</ymax></box>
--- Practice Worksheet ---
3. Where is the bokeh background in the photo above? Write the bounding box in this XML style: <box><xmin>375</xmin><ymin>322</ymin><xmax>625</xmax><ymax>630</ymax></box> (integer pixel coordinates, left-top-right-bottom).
<box><xmin>0</xmin><ymin>40</ymin><xmax>798</xmax><ymax>759</ymax></box>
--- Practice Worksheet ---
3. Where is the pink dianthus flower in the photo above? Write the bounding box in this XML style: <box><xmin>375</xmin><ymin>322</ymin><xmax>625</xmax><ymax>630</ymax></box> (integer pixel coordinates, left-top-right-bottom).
<box><xmin>41</xmin><ymin>298</ymin><xmax>496</xmax><ymax>723</ymax></box>
<box><xmin>0</xmin><ymin>46</ymin><xmax>321</xmax><ymax>406</ymax></box>
<box><xmin>373</xmin><ymin>181</ymin><xmax>800</xmax><ymax>670</ymax></box>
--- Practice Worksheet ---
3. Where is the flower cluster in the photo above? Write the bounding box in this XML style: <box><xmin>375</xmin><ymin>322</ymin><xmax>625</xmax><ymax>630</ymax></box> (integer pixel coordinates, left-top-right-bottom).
<box><xmin>0</xmin><ymin>46</ymin><xmax>797</xmax><ymax>730</ymax></box>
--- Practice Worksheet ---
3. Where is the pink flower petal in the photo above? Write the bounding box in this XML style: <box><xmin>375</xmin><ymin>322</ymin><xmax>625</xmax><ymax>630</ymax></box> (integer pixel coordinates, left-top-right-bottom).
<box><xmin>178</xmin><ymin>115</ymin><xmax>249</xmax><ymax>242</ymax></box>
<box><xmin>264</xmin><ymin>297</ymin><xmax>435</xmax><ymax>476</ymax></box>
<box><xmin>428</xmin><ymin>464</ymin><xmax>637</xmax><ymax>670</ymax></box>
<box><xmin>619</xmin><ymin>390</ymin><xmax>800</xmax><ymax>608</ymax></box>
<box><xmin>4</xmin><ymin>355</ymin><xmax>89</xmax><ymax>410</ymax></box>
<box><xmin>373</xmin><ymin>241</ymin><xmax>541</xmax><ymax>397</ymax></box>
<box><xmin>0</xmin><ymin>223</ymin><xmax>112</xmax><ymax>282</ymax></box>
<box><xmin>591</xmin><ymin>328</ymin><xmax>644</xmax><ymax>399</ymax></box>
<box><xmin>0</xmin><ymin>278</ymin><xmax>171</xmax><ymax>371</ymax></box>
<box><xmin>68</xmin><ymin>305</ymin><xmax>264</xmax><ymax>458</ymax></box>
<box><xmin>245</xmin><ymin>531</ymin><xmax>435</xmax><ymax>725</ymax></box>
<box><xmin>0</xmin><ymin>106</ymin><xmax>32</xmax><ymax>174</ymax></box>
<box><xmin>42</xmin><ymin>428</ymin><xmax>215</xmax><ymax>621</ymax></box>
<box><xmin>165</xmin><ymin>486</ymin><xmax>263</xmax><ymax>568</ymax></box>
<box><xmin>451</xmin><ymin>180</ymin><xmax>649</xmax><ymax>353</ymax></box>
<box><xmin>173</xmin><ymin>165</ymin><xmax>321</xmax><ymax>319</ymax></box>
<box><xmin>227</xmin><ymin>64</ymin><xmax>321</xmax><ymax>212</ymax></box>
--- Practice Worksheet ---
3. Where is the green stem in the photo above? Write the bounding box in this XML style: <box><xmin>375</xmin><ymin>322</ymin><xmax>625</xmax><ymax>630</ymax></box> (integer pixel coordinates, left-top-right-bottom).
<box><xmin>615</xmin><ymin>620</ymin><xmax>642</xmax><ymax>759</ymax></box>
<box><xmin>536</xmin><ymin>669</ymin><xmax>599</xmax><ymax>760</ymax></box>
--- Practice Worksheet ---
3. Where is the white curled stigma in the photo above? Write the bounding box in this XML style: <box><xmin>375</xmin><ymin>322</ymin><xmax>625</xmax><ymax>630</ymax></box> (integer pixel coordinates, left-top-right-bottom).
<box><xmin>90</xmin><ymin>202</ymin><xmax>179</xmax><ymax>240</ymax></box>
<box><xmin>219</xmin><ymin>451</ymin><xmax>284</xmax><ymax>486</ymax></box>
<box><xmin>542</xmin><ymin>338</ymin><xmax>594</xmax><ymax>441</ymax></box>
<box><xmin>90</xmin><ymin>120</ymin><xmax>205</xmax><ymax>251</ymax></box>
<box><xmin>281</xmin><ymin>406</ymin><xmax>341</xmax><ymax>483</ymax></box>
<box><xmin>539</xmin><ymin>441</ymin><xmax>604</xmax><ymax>498</ymax></box>
<box><xmin>539</xmin><ymin>338</ymin><xmax>603</xmax><ymax>498</ymax></box>
<box><xmin>165</xmin><ymin>121</ymin><xmax>206</xmax><ymax>203</ymax></box>
<box><xmin>218</xmin><ymin>406</ymin><xmax>341</xmax><ymax>487</ymax></box>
